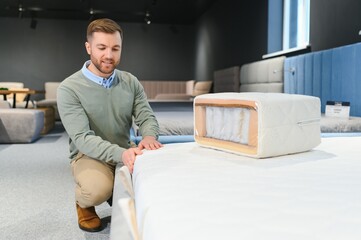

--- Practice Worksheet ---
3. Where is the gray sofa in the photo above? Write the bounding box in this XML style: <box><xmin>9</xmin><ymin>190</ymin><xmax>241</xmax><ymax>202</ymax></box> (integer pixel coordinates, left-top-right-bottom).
<box><xmin>240</xmin><ymin>56</ymin><xmax>285</xmax><ymax>92</ymax></box>
<box><xmin>213</xmin><ymin>56</ymin><xmax>286</xmax><ymax>93</ymax></box>
<box><xmin>0</xmin><ymin>102</ymin><xmax>44</xmax><ymax>143</ymax></box>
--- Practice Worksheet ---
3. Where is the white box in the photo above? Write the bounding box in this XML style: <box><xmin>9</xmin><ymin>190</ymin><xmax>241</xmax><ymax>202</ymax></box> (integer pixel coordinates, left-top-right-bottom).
<box><xmin>325</xmin><ymin>101</ymin><xmax>350</xmax><ymax>118</ymax></box>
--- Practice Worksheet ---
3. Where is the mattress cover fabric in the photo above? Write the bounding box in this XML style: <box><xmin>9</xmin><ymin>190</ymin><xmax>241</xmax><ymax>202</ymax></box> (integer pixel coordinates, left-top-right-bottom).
<box><xmin>132</xmin><ymin>138</ymin><xmax>361</xmax><ymax>240</ymax></box>
<box><xmin>194</xmin><ymin>92</ymin><xmax>321</xmax><ymax>158</ymax></box>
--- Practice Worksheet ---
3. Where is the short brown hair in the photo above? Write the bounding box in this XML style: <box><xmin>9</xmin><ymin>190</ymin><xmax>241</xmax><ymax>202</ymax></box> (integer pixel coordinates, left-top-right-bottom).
<box><xmin>86</xmin><ymin>18</ymin><xmax>123</xmax><ymax>41</ymax></box>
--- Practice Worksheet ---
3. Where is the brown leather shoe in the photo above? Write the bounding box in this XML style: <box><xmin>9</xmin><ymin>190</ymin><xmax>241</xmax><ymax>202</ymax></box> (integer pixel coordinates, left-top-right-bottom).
<box><xmin>76</xmin><ymin>203</ymin><xmax>103</xmax><ymax>232</ymax></box>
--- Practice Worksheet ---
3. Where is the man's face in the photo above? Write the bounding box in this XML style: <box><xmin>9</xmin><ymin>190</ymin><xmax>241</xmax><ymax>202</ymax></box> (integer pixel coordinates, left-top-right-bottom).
<box><xmin>85</xmin><ymin>31</ymin><xmax>122</xmax><ymax>78</ymax></box>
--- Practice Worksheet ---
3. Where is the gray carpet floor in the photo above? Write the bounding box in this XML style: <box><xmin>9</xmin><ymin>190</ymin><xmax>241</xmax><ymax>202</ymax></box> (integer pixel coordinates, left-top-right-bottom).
<box><xmin>0</xmin><ymin>122</ymin><xmax>111</xmax><ymax>240</ymax></box>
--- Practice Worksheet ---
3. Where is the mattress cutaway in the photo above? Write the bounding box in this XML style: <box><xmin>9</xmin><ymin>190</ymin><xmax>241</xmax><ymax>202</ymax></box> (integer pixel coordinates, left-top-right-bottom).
<box><xmin>195</xmin><ymin>98</ymin><xmax>258</xmax><ymax>156</ymax></box>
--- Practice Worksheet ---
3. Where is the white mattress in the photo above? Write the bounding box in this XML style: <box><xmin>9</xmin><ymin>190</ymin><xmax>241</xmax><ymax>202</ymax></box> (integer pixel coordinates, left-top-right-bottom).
<box><xmin>132</xmin><ymin>137</ymin><xmax>361</xmax><ymax>240</ymax></box>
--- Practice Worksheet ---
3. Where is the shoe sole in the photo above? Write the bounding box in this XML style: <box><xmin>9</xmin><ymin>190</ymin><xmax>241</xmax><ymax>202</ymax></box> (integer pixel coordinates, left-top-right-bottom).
<box><xmin>78</xmin><ymin>224</ymin><xmax>103</xmax><ymax>232</ymax></box>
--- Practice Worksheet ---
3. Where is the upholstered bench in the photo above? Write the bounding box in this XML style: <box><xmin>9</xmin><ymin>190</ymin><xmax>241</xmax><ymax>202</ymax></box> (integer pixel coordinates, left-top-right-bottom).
<box><xmin>37</xmin><ymin>107</ymin><xmax>55</xmax><ymax>134</ymax></box>
<box><xmin>0</xmin><ymin>109</ymin><xmax>44</xmax><ymax>143</ymax></box>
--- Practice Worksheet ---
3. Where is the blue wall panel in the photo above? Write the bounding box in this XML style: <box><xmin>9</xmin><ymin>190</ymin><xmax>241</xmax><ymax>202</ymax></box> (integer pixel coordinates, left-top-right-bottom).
<box><xmin>284</xmin><ymin>42</ymin><xmax>361</xmax><ymax>116</ymax></box>
<box><xmin>304</xmin><ymin>53</ymin><xmax>313</xmax><ymax>96</ymax></box>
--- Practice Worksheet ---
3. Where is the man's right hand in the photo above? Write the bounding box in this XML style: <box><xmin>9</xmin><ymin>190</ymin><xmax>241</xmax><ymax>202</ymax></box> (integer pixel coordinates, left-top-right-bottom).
<box><xmin>122</xmin><ymin>147</ymin><xmax>143</xmax><ymax>174</ymax></box>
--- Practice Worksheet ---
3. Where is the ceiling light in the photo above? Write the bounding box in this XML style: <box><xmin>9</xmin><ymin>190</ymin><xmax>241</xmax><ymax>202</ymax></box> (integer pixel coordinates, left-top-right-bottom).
<box><xmin>18</xmin><ymin>4</ymin><xmax>25</xmax><ymax>18</ymax></box>
<box><xmin>18</xmin><ymin>5</ymin><xmax>24</xmax><ymax>12</ymax></box>
<box><xmin>144</xmin><ymin>11</ymin><xmax>151</xmax><ymax>24</ymax></box>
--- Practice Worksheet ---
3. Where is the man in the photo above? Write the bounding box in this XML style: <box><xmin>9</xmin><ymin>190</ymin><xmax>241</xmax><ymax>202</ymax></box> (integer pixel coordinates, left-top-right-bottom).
<box><xmin>57</xmin><ymin>18</ymin><xmax>162</xmax><ymax>232</ymax></box>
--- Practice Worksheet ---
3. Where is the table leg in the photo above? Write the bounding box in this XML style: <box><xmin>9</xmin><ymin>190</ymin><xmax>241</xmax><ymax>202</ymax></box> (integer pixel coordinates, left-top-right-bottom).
<box><xmin>12</xmin><ymin>94</ymin><xmax>16</xmax><ymax>108</ymax></box>
<box><xmin>24</xmin><ymin>94</ymin><xmax>31</xmax><ymax>108</ymax></box>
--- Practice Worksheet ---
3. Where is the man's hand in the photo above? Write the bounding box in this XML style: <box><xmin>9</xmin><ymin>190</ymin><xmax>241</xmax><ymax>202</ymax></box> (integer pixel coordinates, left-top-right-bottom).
<box><xmin>122</xmin><ymin>147</ymin><xmax>143</xmax><ymax>174</ymax></box>
<box><xmin>122</xmin><ymin>137</ymin><xmax>162</xmax><ymax>174</ymax></box>
<box><xmin>138</xmin><ymin>136</ymin><xmax>163</xmax><ymax>150</ymax></box>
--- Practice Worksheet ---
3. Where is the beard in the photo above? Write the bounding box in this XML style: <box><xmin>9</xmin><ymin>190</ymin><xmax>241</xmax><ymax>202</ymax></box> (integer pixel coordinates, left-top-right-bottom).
<box><xmin>91</xmin><ymin>56</ymin><xmax>119</xmax><ymax>76</ymax></box>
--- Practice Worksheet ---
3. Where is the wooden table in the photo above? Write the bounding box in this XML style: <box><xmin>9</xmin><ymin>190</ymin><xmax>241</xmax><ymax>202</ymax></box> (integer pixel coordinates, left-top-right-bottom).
<box><xmin>0</xmin><ymin>89</ymin><xmax>45</xmax><ymax>108</ymax></box>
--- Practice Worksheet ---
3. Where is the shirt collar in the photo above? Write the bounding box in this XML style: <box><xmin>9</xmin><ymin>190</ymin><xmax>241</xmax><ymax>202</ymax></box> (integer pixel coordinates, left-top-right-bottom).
<box><xmin>81</xmin><ymin>60</ymin><xmax>115</xmax><ymax>88</ymax></box>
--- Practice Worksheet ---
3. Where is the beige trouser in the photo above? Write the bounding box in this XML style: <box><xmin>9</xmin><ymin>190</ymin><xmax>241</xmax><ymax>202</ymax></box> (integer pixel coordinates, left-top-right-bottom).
<box><xmin>71</xmin><ymin>153</ymin><xmax>117</xmax><ymax>208</ymax></box>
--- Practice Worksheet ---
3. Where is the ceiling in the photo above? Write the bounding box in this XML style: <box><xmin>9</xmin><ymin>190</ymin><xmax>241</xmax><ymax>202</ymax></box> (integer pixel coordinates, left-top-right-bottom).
<box><xmin>0</xmin><ymin>0</ymin><xmax>217</xmax><ymax>25</ymax></box>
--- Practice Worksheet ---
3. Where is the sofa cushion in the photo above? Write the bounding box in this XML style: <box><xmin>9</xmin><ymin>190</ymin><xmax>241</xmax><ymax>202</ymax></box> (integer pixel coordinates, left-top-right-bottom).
<box><xmin>192</xmin><ymin>81</ymin><xmax>213</xmax><ymax>96</ymax></box>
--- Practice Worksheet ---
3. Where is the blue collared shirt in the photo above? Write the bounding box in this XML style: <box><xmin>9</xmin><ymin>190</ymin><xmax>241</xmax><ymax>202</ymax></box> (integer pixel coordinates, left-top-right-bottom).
<box><xmin>81</xmin><ymin>60</ymin><xmax>115</xmax><ymax>89</ymax></box>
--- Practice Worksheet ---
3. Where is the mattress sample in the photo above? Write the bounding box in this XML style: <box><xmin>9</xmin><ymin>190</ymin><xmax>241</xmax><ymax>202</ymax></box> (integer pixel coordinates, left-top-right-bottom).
<box><xmin>131</xmin><ymin>138</ymin><xmax>361</xmax><ymax>240</ymax></box>
<box><xmin>194</xmin><ymin>92</ymin><xmax>321</xmax><ymax>158</ymax></box>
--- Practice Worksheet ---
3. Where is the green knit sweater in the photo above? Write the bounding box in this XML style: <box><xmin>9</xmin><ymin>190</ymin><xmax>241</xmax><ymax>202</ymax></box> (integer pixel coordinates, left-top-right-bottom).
<box><xmin>57</xmin><ymin>69</ymin><xmax>159</xmax><ymax>164</ymax></box>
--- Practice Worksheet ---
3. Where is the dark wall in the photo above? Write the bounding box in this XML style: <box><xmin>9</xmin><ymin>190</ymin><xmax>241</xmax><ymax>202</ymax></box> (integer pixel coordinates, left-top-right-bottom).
<box><xmin>122</xmin><ymin>24</ymin><xmax>194</xmax><ymax>80</ymax></box>
<box><xmin>193</xmin><ymin>0</ymin><xmax>361</xmax><ymax>82</ymax></box>
<box><xmin>2</xmin><ymin>0</ymin><xmax>360</xmax><ymax>97</ymax></box>
<box><xmin>0</xmin><ymin>17</ymin><xmax>194</xmax><ymax>99</ymax></box>
<box><xmin>194</xmin><ymin>0</ymin><xmax>268</xmax><ymax>81</ymax></box>
<box><xmin>0</xmin><ymin>18</ymin><xmax>88</xmax><ymax>93</ymax></box>
<box><xmin>310</xmin><ymin>0</ymin><xmax>361</xmax><ymax>51</ymax></box>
